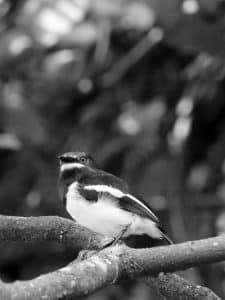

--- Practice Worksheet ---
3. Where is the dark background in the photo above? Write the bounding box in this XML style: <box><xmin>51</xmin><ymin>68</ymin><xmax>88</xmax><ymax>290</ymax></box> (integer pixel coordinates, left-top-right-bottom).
<box><xmin>1</xmin><ymin>0</ymin><xmax>225</xmax><ymax>299</ymax></box>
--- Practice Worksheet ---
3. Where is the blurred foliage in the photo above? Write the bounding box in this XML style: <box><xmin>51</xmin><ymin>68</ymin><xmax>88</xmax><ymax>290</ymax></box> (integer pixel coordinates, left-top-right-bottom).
<box><xmin>1</xmin><ymin>0</ymin><xmax>225</xmax><ymax>298</ymax></box>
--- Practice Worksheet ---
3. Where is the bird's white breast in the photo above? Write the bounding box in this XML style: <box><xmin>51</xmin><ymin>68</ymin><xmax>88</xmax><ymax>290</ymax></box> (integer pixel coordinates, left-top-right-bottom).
<box><xmin>66</xmin><ymin>182</ymin><xmax>161</xmax><ymax>239</ymax></box>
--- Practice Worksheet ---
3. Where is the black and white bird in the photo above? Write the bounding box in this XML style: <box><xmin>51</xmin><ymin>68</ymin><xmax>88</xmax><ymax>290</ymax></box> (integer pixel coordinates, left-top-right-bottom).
<box><xmin>58</xmin><ymin>151</ymin><xmax>172</xmax><ymax>246</ymax></box>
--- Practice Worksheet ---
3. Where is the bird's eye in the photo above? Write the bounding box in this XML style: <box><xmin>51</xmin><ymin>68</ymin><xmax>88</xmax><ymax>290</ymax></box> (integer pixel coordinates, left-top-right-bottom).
<box><xmin>80</xmin><ymin>157</ymin><xmax>88</xmax><ymax>164</ymax></box>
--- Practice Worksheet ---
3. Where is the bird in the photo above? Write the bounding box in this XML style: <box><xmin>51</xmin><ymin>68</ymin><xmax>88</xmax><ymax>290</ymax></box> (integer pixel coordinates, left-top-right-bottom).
<box><xmin>58</xmin><ymin>151</ymin><xmax>173</xmax><ymax>247</ymax></box>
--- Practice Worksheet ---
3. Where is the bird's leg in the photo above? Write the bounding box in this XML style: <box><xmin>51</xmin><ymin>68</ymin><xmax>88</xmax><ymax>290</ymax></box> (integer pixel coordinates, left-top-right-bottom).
<box><xmin>77</xmin><ymin>250</ymin><xmax>98</xmax><ymax>261</ymax></box>
<box><xmin>103</xmin><ymin>223</ymin><xmax>131</xmax><ymax>248</ymax></box>
<box><xmin>79</xmin><ymin>224</ymin><xmax>131</xmax><ymax>258</ymax></box>
<box><xmin>112</xmin><ymin>223</ymin><xmax>131</xmax><ymax>245</ymax></box>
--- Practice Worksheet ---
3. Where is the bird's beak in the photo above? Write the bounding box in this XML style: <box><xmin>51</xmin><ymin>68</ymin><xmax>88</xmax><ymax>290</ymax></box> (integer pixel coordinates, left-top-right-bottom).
<box><xmin>58</xmin><ymin>155</ymin><xmax>63</xmax><ymax>164</ymax></box>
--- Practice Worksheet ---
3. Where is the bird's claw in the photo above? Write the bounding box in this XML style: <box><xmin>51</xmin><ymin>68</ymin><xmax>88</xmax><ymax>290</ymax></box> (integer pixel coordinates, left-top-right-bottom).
<box><xmin>77</xmin><ymin>250</ymin><xmax>98</xmax><ymax>261</ymax></box>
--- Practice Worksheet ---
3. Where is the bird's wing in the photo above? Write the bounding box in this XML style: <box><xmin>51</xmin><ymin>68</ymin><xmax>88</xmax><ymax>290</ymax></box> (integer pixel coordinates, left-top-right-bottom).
<box><xmin>83</xmin><ymin>184</ymin><xmax>159</xmax><ymax>223</ymax></box>
<box><xmin>79</xmin><ymin>169</ymin><xmax>159</xmax><ymax>223</ymax></box>
<box><xmin>118</xmin><ymin>193</ymin><xmax>159</xmax><ymax>223</ymax></box>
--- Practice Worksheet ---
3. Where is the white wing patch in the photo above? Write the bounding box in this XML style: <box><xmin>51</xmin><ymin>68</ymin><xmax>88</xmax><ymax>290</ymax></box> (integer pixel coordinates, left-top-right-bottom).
<box><xmin>84</xmin><ymin>185</ymin><xmax>159</xmax><ymax>222</ymax></box>
<box><xmin>84</xmin><ymin>185</ymin><xmax>124</xmax><ymax>197</ymax></box>
<box><xmin>125</xmin><ymin>193</ymin><xmax>159</xmax><ymax>222</ymax></box>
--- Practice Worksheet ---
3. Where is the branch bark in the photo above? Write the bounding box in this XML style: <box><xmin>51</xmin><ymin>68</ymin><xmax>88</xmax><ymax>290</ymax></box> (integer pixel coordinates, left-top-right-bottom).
<box><xmin>0</xmin><ymin>215</ymin><xmax>222</xmax><ymax>300</ymax></box>
<box><xmin>144</xmin><ymin>274</ymin><xmax>220</xmax><ymax>300</ymax></box>
<box><xmin>0</xmin><ymin>215</ymin><xmax>110</xmax><ymax>250</ymax></box>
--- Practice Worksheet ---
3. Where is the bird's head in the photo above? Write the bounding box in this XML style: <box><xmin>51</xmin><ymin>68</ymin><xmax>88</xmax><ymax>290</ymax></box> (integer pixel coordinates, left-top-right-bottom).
<box><xmin>58</xmin><ymin>151</ymin><xmax>96</xmax><ymax>169</ymax></box>
<box><xmin>58</xmin><ymin>152</ymin><xmax>96</xmax><ymax>203</ymax></box>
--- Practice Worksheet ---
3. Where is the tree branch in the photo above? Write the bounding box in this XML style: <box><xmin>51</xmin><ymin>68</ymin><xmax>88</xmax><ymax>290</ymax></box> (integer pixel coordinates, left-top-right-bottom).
<box><xmin>144</xmin><ymin>274</ymin><xmax>220</xmax><ymax>300</ymax></box>
<box><xmin>0</xmin><ymin>215</ymin><xmax>110</xmax><ymax>250</ymax></box>
<box><xmin>0</xmin><ymin>215</ymin><xmax>222</xmax><ymax>300</ymax></box>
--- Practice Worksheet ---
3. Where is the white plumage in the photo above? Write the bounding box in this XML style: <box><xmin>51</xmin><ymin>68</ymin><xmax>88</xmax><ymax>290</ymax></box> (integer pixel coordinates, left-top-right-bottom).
<box><xmin>84</xmin><ymin>185</ymin><xmax>159</xmax><ymax>222</ymax></box>
<box><xmin>66</xmin><ymin>182</ymin><xmax>162</xmax><ymax>239</ymax></box>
